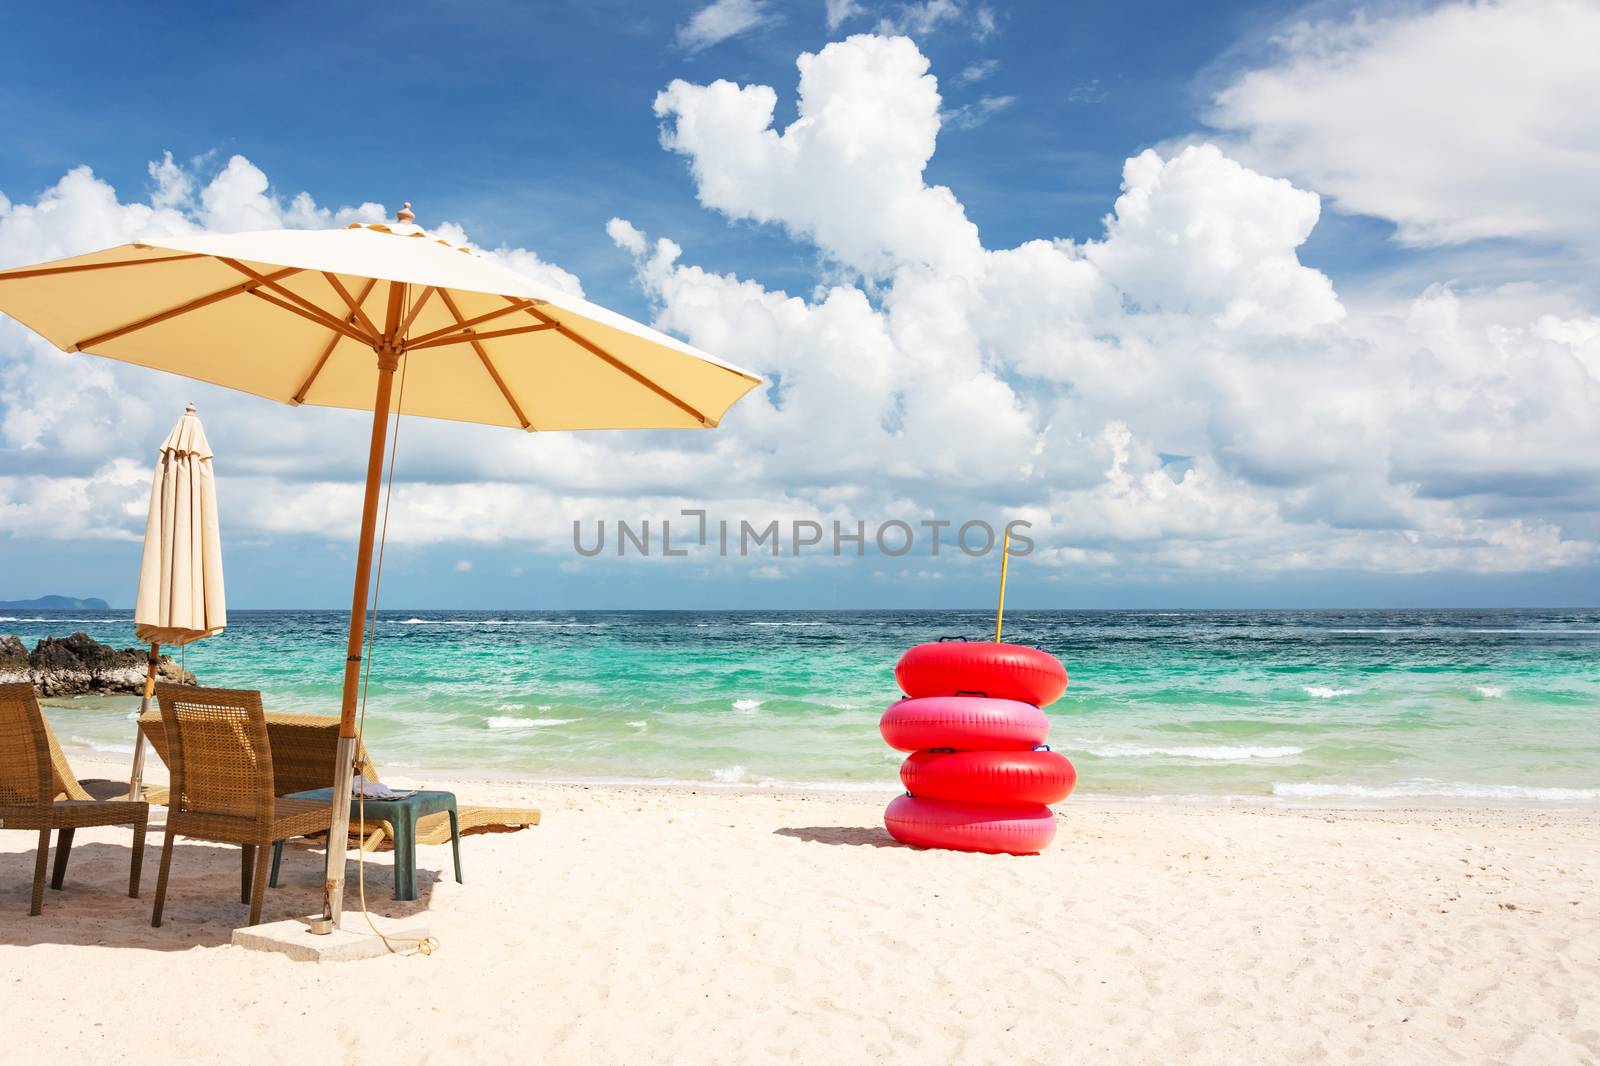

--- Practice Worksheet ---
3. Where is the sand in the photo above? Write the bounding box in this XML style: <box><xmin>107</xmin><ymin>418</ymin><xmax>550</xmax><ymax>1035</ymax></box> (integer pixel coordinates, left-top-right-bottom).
<box><xmin>3</xmin><ymin>758</ymin><xmax>1597</xmax><ymax>1065</ymax></box>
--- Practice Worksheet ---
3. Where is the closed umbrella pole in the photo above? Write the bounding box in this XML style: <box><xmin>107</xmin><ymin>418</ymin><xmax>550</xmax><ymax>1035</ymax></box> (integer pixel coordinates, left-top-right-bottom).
<box><xmin>126</xmin><ymin>642</ymin><xmax>160</xmax><ymax>800</ymax></box>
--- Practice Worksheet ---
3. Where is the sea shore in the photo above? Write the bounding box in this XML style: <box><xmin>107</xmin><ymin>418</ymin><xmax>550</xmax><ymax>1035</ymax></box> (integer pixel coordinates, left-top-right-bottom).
<box><xmin>3</xmin><ymin>755</ymin><xmax>1596</xmax><ymax>1064</ymax></box>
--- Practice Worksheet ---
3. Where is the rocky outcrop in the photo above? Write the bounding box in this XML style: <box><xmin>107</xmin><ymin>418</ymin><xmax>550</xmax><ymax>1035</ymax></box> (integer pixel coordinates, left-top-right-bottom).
<box><xmin>0</xmin><ymin>631</ymin><xmax>197</xmax><ymax>697</ymax></box>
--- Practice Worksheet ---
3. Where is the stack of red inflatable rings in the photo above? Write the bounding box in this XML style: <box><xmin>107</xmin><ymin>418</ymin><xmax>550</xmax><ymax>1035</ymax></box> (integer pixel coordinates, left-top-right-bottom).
<box><xmin>881</xmin><ymin>641</ymin><xmax>1074</xmax><ymax>854</ymax></box>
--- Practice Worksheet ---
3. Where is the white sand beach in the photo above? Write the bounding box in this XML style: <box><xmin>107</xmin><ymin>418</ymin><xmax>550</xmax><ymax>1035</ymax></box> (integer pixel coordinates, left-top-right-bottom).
<box><xmin>3</xmin><ymin>757</ymin><xmax>1597</xmax><ymax>1065</ymax></box>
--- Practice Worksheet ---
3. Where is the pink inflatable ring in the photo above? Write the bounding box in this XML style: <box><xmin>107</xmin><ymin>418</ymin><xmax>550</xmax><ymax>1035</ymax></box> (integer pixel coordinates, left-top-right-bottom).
<box><xmin>895</xmin><ymin>641</ymin><xmax>1068</xmax><ymax>707</ymax></box>
<box><xmin>883</xmin><ymin>795</ymin><xmax>1057</xmax><ymax>855</ymax></box>
<box><xmin>879</xmin><ymin>695</ymin><xmax>1049</xmax><ymax>753</ymax></box>
<box><xmin>901</xmin><ymin>749</ymin><xmax>1077</xmax><ymax>805</ymax></box>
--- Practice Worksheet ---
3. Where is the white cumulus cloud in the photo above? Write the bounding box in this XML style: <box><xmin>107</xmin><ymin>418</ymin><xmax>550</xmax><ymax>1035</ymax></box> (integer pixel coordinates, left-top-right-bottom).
<box><xmin>1208</xmin><ymin>0</ymin><xmax>1600</xmax><ymax>252</ymax></box>
<box><xmin>677</xmin><ymin>0</ymin><xmax>780</xmax><ymax>52</ymax></box>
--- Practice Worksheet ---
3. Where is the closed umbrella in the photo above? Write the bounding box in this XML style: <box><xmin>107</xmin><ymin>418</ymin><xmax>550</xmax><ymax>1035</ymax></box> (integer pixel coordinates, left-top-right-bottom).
<box><xmin>126</xmin><ymin>403</ymin><xmax>226</xmax><ymax>800</ymax></box>
<box><xmin>0</xmin><ymin>203</ymin><xmax>760</xmax><ymax>926</ymax></box>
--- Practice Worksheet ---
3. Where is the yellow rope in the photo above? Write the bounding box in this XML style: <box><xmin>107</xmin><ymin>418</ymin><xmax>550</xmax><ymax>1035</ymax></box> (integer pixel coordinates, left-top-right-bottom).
<box><xmin>353</xmin><ymin>322</ymin><xmax>438</xmax><ymax>958</ymax></box>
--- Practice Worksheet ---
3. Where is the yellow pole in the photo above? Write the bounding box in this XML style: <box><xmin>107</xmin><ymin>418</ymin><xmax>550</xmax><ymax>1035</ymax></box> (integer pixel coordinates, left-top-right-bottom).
<box><xmin>994</xmin><ymin>526</ymin><xmax>1011</xmax><ymax>643</ymax></box>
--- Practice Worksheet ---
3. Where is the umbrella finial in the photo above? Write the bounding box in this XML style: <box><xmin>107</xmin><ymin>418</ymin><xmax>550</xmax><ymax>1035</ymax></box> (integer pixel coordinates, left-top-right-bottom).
<box><xmin>185</xmin><ymin>402</ymin><xmax>197</xmax><ymax>415</ymax></box>
<box><xmin>396</xmin><ymin>202</ymin><xmax>415</xmax><ymax>224</ymax></box>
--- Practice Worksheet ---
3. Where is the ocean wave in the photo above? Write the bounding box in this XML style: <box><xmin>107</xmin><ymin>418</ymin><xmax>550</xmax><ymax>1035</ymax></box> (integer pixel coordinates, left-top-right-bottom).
<box><xmin>1076</xmin><ymin>742</ymin><xmax>1304</xmax><ymax>761</ymax></box>
<box><xmin>746</xmin><ymin>621</ymin><xmax>824</xmax><ymax>626</ymax></box>
<box><xmin>732</xmin><ymin>698</ymin><xmax>763</xmax><ymax>712</ymax></box>
<box><xmin>1474</xmin><ymin>685</ymin><xmax>1506</xmax><ymax>698</ymax></box>
<box><xmin>1303</xmin><ymin>685</ymin><xmax>1354</xmax><ymax>699</ymax></box>
<box><xmin>712</xmin><ymin>765</ymin><xmax>746</xmax><ymax>783</ymax></box>
<box><xmin>69</xmin><ymin>735</ymin><xmax>135</xmax><ymax>755</ymax></box>
<box><xmin>626</xmin><ymin>720</ymin><xmax>648</xmax><ymax>730</ymax></box>
<box><xmin>1327</xmin><ymin>627</ymin><xmax>1598</xmax><ymax>636</ymax></box>
<box><xmin>1274</xmin><ymin>782</ymin><xmax>1600</xmax><ymax>801</ymax></box>
<box><xmin>2</xmin><ymin>616</ymin><xmax>112</xmax><ymax>623</ymax></box>
<box><xmin>484</xmin><ymin>716</ymin><xmax>578</xmax><ymax>730</ymax></box>
<box><xmin>395</xmin><ymin>618</ymin><xmax>605</xmax><ymax>627</ymax></box>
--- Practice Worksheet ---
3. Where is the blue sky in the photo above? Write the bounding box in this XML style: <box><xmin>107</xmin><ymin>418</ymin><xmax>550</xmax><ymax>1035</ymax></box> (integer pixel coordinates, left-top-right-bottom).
<box><xmin>3</xmin><ymin>1</ymin><xmax>1303</xmax><ymax>309</ymax></box>
<box><xmin>2</xmin><ymin>1</ymin><xmax>1597</xmax><ymax>609</ymax></box>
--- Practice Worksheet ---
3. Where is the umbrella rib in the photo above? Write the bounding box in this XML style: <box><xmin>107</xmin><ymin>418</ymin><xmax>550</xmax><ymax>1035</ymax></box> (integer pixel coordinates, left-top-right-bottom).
<box><xmin>0</xmin><ymin>251</ymin><xmax>205</xmax><ymax>281</ymax></box>
<box><xmin>404</xmin><ymin>298</ymin><xmax>535</xmax><ymax>347</ymax></box>
<box><xmin>246</xmin><ymin>288</ymin><xmax>374</xmax><ymax>345</ymax></box>
<box><xmin>398</xmin><ymin>286</ymin><xmax>436</xmax><ymax>338</ymax></box>
<box><xmin>438</xmin><ymin>289</ymin><xmax>534</xmax><ymax>430</ymax></box>
<box><xmin>507</xmin><ymin>298</ymin><xmax>712</xmax><ymax>426</ymax></box>
<box><xmin>293</xmin><ymin>277</ymin><xmax>379</xmax><ymax>405</ymax></box>
<box><xmin>321</xmin><ymin>272</ymin><xmax>381</xmax><ymax>338</ymax></box>
<box><xmin>72</xmin><ymin>266</ymin><xmax>303</xmax><ymax>351</ymax></box>
<box><xmin>404</xmin><ymin>322</ymin><xmax>558</xmax><ymax>350</ymax></box>
<box><xmin>220</xmin><ymin>259</ymin><xmax>377</xmax><ymax>345</ymax></box>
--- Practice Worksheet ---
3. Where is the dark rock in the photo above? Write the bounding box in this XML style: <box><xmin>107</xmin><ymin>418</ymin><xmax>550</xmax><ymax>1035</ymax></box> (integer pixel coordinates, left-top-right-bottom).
<box><xmin>0</xmin><ymin>631</ymin><xmax>197</xmax><ymax>697</ymax></box>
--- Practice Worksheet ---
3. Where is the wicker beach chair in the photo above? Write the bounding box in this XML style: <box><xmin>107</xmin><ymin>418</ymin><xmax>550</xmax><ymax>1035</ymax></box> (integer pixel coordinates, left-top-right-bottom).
<box><xmin>136</xmin><ymin>710</ymin><xmax>540</xmax><ymax>851</ymax></box>
<box><xmin>0</xmin><ymin>683</ymin><xmax>148</xmax><ymax>916</ymax></box>
<box><xmin>149</xmin><ymin>684</ymin><xmax>330</xmax><ymax>928</ymax></box>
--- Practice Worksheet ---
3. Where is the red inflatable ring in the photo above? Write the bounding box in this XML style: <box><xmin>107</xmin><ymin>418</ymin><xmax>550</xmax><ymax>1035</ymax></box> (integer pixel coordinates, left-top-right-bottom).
<box><xmin>879</xmin><ymin>696</ymin><xmax>1049</xmax><ymax>753</ymax></box>
<box><xmin>901</xmin><ymin>749</ymin><xmax>1077</xmax><ymax>805</ymax></box>
<box><xmin>895</xmin><ymin>641</ymin><xmax>1068</xmax><ymax>707</ymax></box>
<box><xmin>883</xmin><ymin>795</ymin><xmax>1057</xmax><ymax>854</ymax></box>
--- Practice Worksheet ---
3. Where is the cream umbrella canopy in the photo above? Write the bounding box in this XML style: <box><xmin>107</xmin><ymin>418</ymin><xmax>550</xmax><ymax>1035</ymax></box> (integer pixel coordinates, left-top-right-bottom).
<box><xmin>126</xmin><ymin>403</ymin><xmax>227</xmax><ymax>801</ymax></box>
<box><xmin>0</xmin><ymin>204</ymin><xmax>761</xmax><ymax>925</ymax></box>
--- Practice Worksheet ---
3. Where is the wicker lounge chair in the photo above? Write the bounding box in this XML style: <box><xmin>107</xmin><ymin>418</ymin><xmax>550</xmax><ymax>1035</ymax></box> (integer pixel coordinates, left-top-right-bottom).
<box><xmin>149</xmin><ymin>684</ymin><xmax>331</xmax><ymax>928</ymax></box>
<box><xmin>135</xmin><ymin>709</ymin><xmax>539</xmax><ymax>851</ymax></box>
<box><xmin>0</xmin><ymin>683</ymin><xmax>148</xmax><ymax>915</ymax></box>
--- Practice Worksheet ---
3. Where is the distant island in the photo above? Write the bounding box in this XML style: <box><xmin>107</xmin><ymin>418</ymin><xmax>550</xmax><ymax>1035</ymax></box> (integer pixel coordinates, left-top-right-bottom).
<box><xmin>0</xmin><ymin>595</ymin><xmax>111</xmax><ymax>610</ymax></box>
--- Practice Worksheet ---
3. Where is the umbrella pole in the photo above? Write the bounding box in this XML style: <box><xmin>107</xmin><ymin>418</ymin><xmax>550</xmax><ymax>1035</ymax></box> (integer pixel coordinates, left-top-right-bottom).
<box><xmin>323</xmin><ymin>344</ymin><xmax>401</xmax><ymax>926</ymax></box>
<box><xmin>994</xmin><ymin>527</ymin><xmax>1012</xmax><ymax>643</ymax></box>
<box><xmin>126</xmin><ymin>642</ymin><xmax>159</xmax><ymax>801</ymax></box>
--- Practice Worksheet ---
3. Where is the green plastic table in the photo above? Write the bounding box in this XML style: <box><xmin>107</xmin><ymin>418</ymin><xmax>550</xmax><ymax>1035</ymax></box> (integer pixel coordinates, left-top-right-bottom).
<box><xmin>270</xmin><ymin>787</ymin><xmax>462</xmax><ymax>901</ymax></box>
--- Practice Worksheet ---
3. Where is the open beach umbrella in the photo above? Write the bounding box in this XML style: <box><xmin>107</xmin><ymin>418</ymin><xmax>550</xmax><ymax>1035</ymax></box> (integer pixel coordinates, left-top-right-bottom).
<box><xmin>126</xmin><ymin>403</ymin><xmax>226</xmax><ymax>800</ymax></box>
<box><xmin>0</xmin><ymin>203</ymin><xmax>761</xmax><ymax>925</ymax></box>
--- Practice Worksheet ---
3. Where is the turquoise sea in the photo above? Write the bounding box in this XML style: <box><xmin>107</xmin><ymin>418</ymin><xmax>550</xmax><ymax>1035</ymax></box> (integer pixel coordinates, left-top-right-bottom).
<box><xmin>11</xmin><ymin>608</ymin><xmax>1599</xmax><ymax>802</ymax></box>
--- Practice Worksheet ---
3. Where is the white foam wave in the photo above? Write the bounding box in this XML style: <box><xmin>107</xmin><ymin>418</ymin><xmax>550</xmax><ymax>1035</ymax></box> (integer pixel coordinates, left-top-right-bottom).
<box><xmin>396</xmin><ymin>618</ymin><xmax>604</xmax><ymax>627</ymax></box>
<box><xmin>69</xmin><ymin>735</ymin><xmax>135</xmax><ymax>755</ymax></box>
<box><xmin>626</xmin><ymin>720</ymin><xmax>648</xmax><ymax>730</ymax></box>
<box><xmin>732</xmin><ymin>698</ymin><xmax>763</xmax><ymax>712</ymax></box>
<box><xmin>712</xmin><ymin>766</ymin><xmax>746</xmax><ymax>783</ymax></box>
<box><xmin>4</xmin><ymin>616</ymin><xmax>107</xmax><ymax>623</ymax></box>
<box><xmin>484</xmin><ymin>716</ymin><xmax>578</xmax><ymax>730</ymax></box>
<box><xmin>746</xmin><ymin>621</ymin><xmax>824</xmax><ymax>626</ymax></box>
<box><xmin>1077</xmin><ymin>742</ymin><xmax>1304</xmax><ymax>761</ymax></box>
<box><xmin>1303</xmin><ymin>685</ymin><xmax>1353</xmax><ymax>699</ymax></box>
<box><xmin>1274</xmin><ymin>782</ymin><xmax>1600</xmax><ymax>801</ymax></box>
<box><xmin>1474</xmin><ymin>685</ymin><xmax>1506</xmax><ymax>698</ymax></box>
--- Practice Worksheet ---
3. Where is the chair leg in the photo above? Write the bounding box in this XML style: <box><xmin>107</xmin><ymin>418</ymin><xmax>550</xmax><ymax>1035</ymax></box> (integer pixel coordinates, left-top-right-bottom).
<box><xmin>449</xmin><ymin>809</ymin><xmax>463</xmax><ymax>884</ymax></box>
<box><xmin>240</xmin><ymin>845</ymin><xmax>255</xmax><ymax>903</ymax></box>
<box><xmin>30</xmin><ymin>828</ymin><xmax>50</xmax><ymax>916</ymax></box>
<box><xmin>129</xmin><ymin>815</ymin><xmax>147</xmax><ymax>899</ymax></box>
<box><xmin>151</xmin><ymin>825</ymin><xmax>176</xmax><ymax>927</ymax></box>
<box><xmin>247</xmin><ymin>843</ymin><xmax>271</xmax><ymax>927</ymax></box>
<box><xmin>50</xmin><ymin>827</ymin><xmax>75</xmax><ymax>890</ymax></box>
<box><xmin>269</xmin><ymin>841</ymin><xmax>284</xmax><ymax>888</ymax></box>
